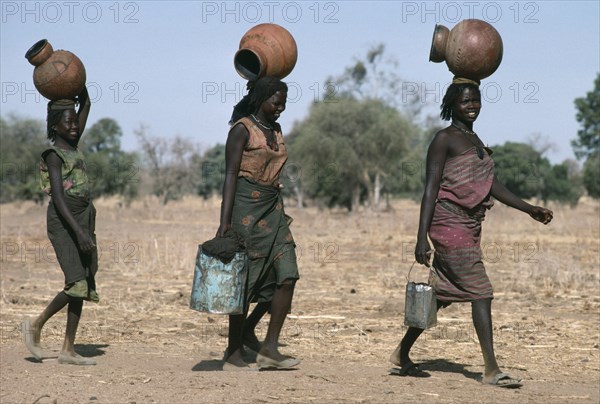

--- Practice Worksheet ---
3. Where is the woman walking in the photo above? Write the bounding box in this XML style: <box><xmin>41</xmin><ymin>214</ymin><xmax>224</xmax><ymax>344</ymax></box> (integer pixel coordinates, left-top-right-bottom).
<box><xmin>218</xmin><ymin>76</ymin><xmax>300</xmax><ymax>370</ymax></box>
<box><xmin>390</xmin><ymin>78</ymin><xmax>553</xmax><ymax>387</ymax></box>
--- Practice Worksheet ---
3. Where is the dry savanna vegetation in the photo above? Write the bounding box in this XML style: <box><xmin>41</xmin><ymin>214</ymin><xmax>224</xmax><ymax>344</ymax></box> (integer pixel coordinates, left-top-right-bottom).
<box><xmin>1</xmin><ymin>196</ymin><xmax>598</xmax><ymax>403</ymax></box>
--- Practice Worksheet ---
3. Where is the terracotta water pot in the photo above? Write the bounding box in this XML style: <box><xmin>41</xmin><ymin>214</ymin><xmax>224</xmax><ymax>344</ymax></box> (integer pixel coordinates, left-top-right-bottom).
<box><xmin>234</xmin><ymin>23</ymin><xmax>297</xmax><ymax>81</ymax></box>
<box><xmin>25</xmin><ymin>39</ymin><xmax>86</xmax><ymax>100</ymax></box>
<box><xmin>429</xmin><ymin>19</ymin><xmax>503</xmax><ymax>81</ymax></box>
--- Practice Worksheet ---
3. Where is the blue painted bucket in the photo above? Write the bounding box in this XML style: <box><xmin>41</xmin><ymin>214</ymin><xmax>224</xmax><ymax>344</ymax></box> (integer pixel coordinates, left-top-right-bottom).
<box><xmin>189</xmin><ymin>245</ymin><xmax>248</xmax><ymax>315</ymax></box>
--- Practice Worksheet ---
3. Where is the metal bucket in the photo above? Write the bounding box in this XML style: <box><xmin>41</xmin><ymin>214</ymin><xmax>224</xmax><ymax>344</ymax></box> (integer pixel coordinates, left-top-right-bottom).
<box><xmin>403</xmin><ymin>261</ymin><xmax>437</xmax><ymax>329</ymax></box>
<box><xmin>189</xmin><ymin>245</ymin><xmax>248</xmax><ymax>315</ymax></box>
<box><xmin>404</xmin><ymin>281</ymin><xmax>437</xmax><ymax>329</ymax></box>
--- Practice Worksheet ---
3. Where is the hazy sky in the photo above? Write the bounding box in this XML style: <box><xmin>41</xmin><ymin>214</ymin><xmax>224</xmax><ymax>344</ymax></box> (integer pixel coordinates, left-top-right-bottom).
<box><xmin>2</xmin><ymin>1</ymin><xmax>599</xmax><ymax>164</ymax></box>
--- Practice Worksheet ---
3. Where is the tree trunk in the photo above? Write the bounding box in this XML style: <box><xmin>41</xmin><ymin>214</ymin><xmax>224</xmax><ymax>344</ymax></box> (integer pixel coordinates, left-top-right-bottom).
<box><xmin>294</xmin><ymin>183</ymin><xmax>304</xmax><ymax>209</ymax></box>
<box><xmin>351</xmin><ymin>183</ymin><xmax>361</xmax><ymax>212</ymax></box>
<box><xmin>362</xmin><ymin>169</ymin><xmax>373</xmax><ymax>208</ymax></box>
<box><xmin>374</xmin><ymin>172</ymin><xmax>382</xmax><ymax>209</ymax></box>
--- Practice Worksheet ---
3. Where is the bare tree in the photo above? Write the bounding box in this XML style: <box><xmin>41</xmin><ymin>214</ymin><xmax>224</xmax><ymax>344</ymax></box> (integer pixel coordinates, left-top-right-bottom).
<box><xmin>135</xmin><ymin>124</ymin><xmax>201</xmax><ymax>204</ymax></box>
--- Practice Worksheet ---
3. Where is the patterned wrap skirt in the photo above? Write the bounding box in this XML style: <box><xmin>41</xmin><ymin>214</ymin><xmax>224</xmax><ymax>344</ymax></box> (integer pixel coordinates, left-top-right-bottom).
<box><xmin>231</xmin><ymin>177</ymin><xmax>299</xmax><ymax>304</ymax></box>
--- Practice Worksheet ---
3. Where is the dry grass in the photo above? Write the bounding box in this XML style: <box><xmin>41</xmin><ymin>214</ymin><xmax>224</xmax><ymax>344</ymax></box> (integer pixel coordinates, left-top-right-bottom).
<box><xmin>1</xmin><ymin>196</ymin><xmax>598</xmax><ymax>403</ymax></box>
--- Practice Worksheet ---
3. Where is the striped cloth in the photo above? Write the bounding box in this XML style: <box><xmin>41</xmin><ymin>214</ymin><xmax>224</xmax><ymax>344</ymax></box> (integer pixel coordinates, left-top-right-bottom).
<box><xmin>429</xmin><ymin>147</ymin><xmax>495</xmax><ymax>302</ymax></box>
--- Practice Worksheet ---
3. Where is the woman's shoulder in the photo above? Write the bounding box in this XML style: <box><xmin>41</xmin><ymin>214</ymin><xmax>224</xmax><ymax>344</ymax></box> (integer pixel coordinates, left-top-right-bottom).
<box><xmin>230</xmin><ymin>117</ymin><xmax>252</xmax><ymax>132</ymax></box>
<box><xmin>41</xmin><ymin>145</ymin><xmax>82</xmax><ymax>164</ymax></box>
<box><xmin>228</xmin><ymin>119</ymin><xmax>252</xmax><ymax>146</ymax></box>
<box><xmin>429</xmin><ymin>126</ymin><xmax>455</xmax><ymax>146</ymax></box>
<box><xmin>230</xmin><ymin>116</ymin><xmax>253</xmax><ymax>129</ymax></box>
<box><xmin>230</xmin><ymin>117</ymin><xmax>253</xmax><ymax>136</ymax></box>
<box><xmin>435</xmin><ymin>125</ymin><xmax>454</xmax><ymax>137</ymax></box>
<box><xmin>41</xmin><ymin>145</ymin><xmax>64</xmax><ymax>161</ymax></box>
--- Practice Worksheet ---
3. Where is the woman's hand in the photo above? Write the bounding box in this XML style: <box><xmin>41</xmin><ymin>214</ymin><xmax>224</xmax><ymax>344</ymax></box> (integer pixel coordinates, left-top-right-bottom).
<box><xmin>76</xmin><ymin>229</ymin><xmax>96</xmax><ymax>254</ymax></box>
<box><xmin>216</xmin><ymin>223</ymin><xmax>231</xmax><ymax>238</ymax></box>
<box><xmin>528</xmin><ymin>206</ymin><xmax>553</xmax><ymax>224</ymax></box>
<box><xmin>415</xmin><ymin>237</ymin><xmax>433</xmax><ymax>267</ymax></box>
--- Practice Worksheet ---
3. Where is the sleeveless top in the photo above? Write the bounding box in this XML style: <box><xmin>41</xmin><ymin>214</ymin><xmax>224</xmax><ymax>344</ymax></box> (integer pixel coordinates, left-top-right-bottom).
<box><xmin>233</xmin><ymin>116</ymin><xmax>288</xmax><ymax>186</ymax></box>
<box><xmin>437</xmin><ymin>146</ymin><xmax>495</xmax><ymax>211</ymax></box>
<box><xmin>39</xmin><ymin>146</ymin><xmax>90</xmax><ymax>197</ymax></box>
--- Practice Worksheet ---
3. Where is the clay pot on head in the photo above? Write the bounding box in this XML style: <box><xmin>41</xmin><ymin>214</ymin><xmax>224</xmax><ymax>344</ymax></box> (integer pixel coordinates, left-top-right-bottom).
<box><xmin>429</xmin><ymin>19</ymin><xmax>503</xmax><ymax>81</ymax></box>
<box><xmin>234</xmin><ymin>23</ymin><xmax>297</xmax><ymax>81</ymax></box>
<box><xmin>25</xmin><ymin>39</ymin><xmax>86</xmax><ymax>100</ymax></box>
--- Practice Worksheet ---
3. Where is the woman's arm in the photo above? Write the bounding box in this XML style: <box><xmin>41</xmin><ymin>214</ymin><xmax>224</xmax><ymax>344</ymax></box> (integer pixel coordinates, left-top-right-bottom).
<box><xmin>76</xmin><ymin>86</ymin><xmax>91</xmax><ymax>134</ymax></box>
<box><xmin>46</xmin><ymin>152</ymin><xmax>96</xmax><ymax>253</ymax></box>
<box><xmin>491</xmin><ymin>177</ymin><xmax>553</xmax><ymax>224</ymax></box>
<box><xmin>415</xmin><ymin>131</ymin><xmax>449</xmax><ymax>266</ymax></box>
<box><xmin>217</xmin><ymin>124</ymin><xmax>249</xmax><ymax>237</ymax></box>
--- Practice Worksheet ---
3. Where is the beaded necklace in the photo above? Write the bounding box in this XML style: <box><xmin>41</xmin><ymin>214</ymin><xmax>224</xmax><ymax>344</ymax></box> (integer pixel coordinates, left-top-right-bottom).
<box><xmin>452</xmin><ymin>123</ymin><xmax>484</xmax><ymax>159</ymax></box>
<box><xmin>251</xmin><ymin>114</ymin><xmax>279</xmax><ymax>151</ymax></box>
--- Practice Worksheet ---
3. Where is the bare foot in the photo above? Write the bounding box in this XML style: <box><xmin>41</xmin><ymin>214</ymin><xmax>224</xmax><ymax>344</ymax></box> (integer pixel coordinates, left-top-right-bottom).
<box><xmin>389</xmin><ymin>343</ymin><xmax>401</xmax><ymax>366</ymax></box>
<box><xmin>224</xmin><ymin>348</ymin><xmax>249</xmax><ymax>369</ymax></box>
<box><xmin>257</xmin><ymin>347</ymin><xmax>300</xmax><ymax>370</ymax></box>
<box><xmin>21</xmin><ymin>318</ymin><xmax>43</xmax><ymax>360</ymax></box>
<box><xmin>57</xmin><ymin>353</ymin><xmax>96</xmax><ymax>365</ymax></box>
<box><xmin>482</xmin><ymin>371</ymin><xmax>522</xmax><ymax>388</ymax></box>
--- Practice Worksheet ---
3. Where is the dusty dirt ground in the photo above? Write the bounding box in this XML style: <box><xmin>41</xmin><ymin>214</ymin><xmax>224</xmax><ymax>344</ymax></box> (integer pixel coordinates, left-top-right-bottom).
<box><xmin>1</xmin><ymin>196</ymin><xmax>599</xmax><ymax>404</ymax></box>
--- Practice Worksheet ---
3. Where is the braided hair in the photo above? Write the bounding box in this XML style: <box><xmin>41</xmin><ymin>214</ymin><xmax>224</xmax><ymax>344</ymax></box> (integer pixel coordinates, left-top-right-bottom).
<box><xmin>440</xmin><ymin>83</ymin><xmax>480</xmax><ymax>121</ymax></box>
<box><xmin>230</xmin><ymin>76</ymin><xmax>288</xmax><ymax>124</ymax></box>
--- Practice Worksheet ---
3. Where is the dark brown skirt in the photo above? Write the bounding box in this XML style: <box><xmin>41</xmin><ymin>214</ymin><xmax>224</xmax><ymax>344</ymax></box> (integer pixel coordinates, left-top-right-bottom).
<box><xmin>47</xmin><ymin>194</ymin><xmax>98</xmax><ymax>301</ymax></box>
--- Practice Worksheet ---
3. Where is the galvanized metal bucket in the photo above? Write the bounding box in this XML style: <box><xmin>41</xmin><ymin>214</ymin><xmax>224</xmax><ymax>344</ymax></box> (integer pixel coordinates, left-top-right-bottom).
<box><xmin>404</xmin><ymin>261</ymin><xmax>437</xmax><ymax>329</ymax></box>
<box><xmin>189</xmin><ymin>245</ymin><xmax>248</xmax><ymax>315</ymax></box>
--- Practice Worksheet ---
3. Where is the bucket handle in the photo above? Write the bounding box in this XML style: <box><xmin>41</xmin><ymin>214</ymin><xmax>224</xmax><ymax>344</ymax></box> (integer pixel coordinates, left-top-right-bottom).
<box><xmin>406</xmin><ymin>250</ymin><xmax>435</xmax><ymax>283</ymax></box>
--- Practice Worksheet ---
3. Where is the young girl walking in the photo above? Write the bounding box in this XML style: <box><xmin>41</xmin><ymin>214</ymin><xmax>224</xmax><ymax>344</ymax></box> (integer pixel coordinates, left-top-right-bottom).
<box><xmin>21</xmin><ymin>86</ymin><xmax>99</xmax><ymax>365</ymax></box>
